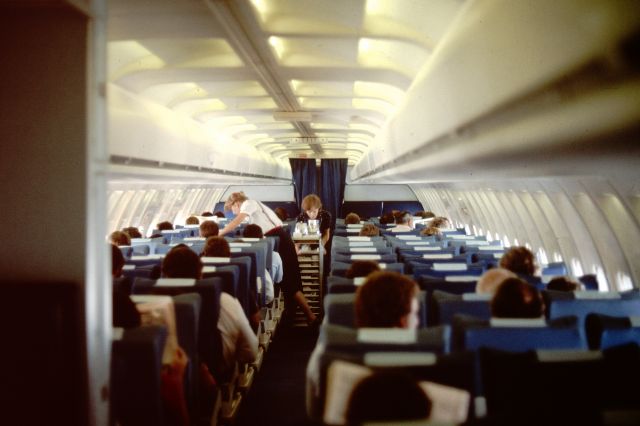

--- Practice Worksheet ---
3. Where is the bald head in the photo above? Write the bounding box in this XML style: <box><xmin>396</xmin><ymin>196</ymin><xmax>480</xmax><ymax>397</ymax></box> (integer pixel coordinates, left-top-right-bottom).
<box><xmin>476</xmin><ymin>268</ymin><xmax>517</xmax><ymax>294</ymax></box>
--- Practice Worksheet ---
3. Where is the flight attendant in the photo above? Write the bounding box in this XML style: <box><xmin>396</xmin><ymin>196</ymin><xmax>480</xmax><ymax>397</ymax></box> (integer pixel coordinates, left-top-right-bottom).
<box><xmin>219</xmin><ymin>192</ymin><xmax>317</xmax><ymax>325</ymax></box>
<box><xmin>296</xmin><ymin>194</ymin><xmax>332</xmax><ymax>253</ymax></box>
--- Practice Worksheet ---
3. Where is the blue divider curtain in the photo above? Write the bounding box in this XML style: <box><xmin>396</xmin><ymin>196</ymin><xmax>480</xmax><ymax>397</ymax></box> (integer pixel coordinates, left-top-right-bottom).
<box><xmin>320</xmin><ymin>159</ymin><xmax>348</xmax><ymax>226</ymax></box>
<box><xmin>289</xmin><ymin>158</ymin><xmax>318</xmax><ymax>207</ymax></box>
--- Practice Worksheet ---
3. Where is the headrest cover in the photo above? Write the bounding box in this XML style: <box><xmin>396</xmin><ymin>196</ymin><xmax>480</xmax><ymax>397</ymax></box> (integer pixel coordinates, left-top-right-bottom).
<box><xmin>364</xmin><ymin>352</ymin><xmax>437</xmax><ymax>367</ymax></box>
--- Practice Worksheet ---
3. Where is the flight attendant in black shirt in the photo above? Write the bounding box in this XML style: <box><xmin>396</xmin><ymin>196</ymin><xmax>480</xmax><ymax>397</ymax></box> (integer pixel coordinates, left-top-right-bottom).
<box><xmin>297</xmin><ymin>194</ymin><xmax>332</xmax><ymax>253</ymax></box>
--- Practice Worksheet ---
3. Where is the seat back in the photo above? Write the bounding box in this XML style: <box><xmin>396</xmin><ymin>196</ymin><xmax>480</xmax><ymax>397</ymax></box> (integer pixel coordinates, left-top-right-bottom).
<box><xmin>111</xmin><ymin>325</ymin><xmax>167</xmax><ymax>426</ymax></box>
<box><xmin>585</xmin><ymin>313</ymin><xmax>640</xmax><ymax>349</ymax></box>
<box><xmin>453</xmin><ymin>315</ymin><xmax>586</xmax><ymax>352</ymax></box>
<box><xmin>432</xmin><ymin>291</ymin><xmax>491</xmax><ymax>326</ymax></box>
<box><xmin>325</xmin><ymin>291</ymin><xmax>427</xmax><ymax>328</ymax></box>
<box><xmin>172</xmin><ymin>293</ymin><xmax>201</xmax><ymax>418</ymax></box>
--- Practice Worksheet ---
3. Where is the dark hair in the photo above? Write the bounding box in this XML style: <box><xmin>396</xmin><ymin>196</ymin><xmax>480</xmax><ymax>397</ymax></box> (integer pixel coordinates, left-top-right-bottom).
<box><xmin>111</xmin><ymin>244</ymin><xmax>125</xmax><ymax>277</ymax></box>
<box><xmin>185</xmin><ymin>216</ymin><xmax>199</xmax><ymax>225</ymax></box>
<box><xmin>346</xmin><ymin>370</ymin><xmax>431</xmax><ymax>425</ymax></box>
<box><xmin>122</xmin><ymin>226</ymin><xmax>142</xmax><ymax>239</ymax></box>
<box><xmin>345</xmin><ymin>212</ymin><xmax>361</xmax><ymax>225</ymax></box>
<box><xmin>274</xmin><ymin>207</ymin><xmax>288</xmax><ymax>221</ymax></box>
<box><xmin>345</xmin><ymin>260</ymin><xmax>381</xmax><ymax>279</ymax></box>
<box><xmin>546</xmin><ymin>276</ymin><xmax>580</xmax><ymax>292</ymax></box>
<box><xmin>202</xmin><ymin>236</ymin><xmax>231</xmax><ymax>258</ymax></box>
<box><xmin>420</xmin><ymin>226</ymin><xmax>442</xmax><ymax>237</ymax></box>
<box><xmin>355</xmin><ymin>271</ymin><xmax>419</xmax><ymax>328</ymax></box>
<box><xmin>214</xmin><ymin>211</ymin><xmax>226</xmax><ymax>218</ymax></box>
<box><xmin>110</xmin><ymin>231</ymin><xmax>131</xmax><ymax>247</ymax></box>
<box><xmin>358</xmin><ymin>224</ymin><xmax>380</xmax><ymax>237</ymax></box>
<box><xmin>162</xmin><ymin>245</ymin><xmax>202</xmax><ymax>279</ymax></box>
<box><xmin>430</xmin><ymin>217</ymin><xmax>450</xmax><ymax>228</ymax></box>
<box><xmin>157</xmin><ymin>221</ymin><xmax>174</xmax><ymax>231</ymax></box>
<box><xmin>243</xmin><ymin>224</ymin><xmax>264</xmax><ymax>238</ymax></box>
<box><xmin>491</xmin><ymin>277</ymin><xmax>545</xmax><ymax>318</ymax></box>
<box><xmin>201</xmin><ymin>211</ymin><xmax>214</xmax><ymax>217</ymax></box>
<box><xmin>500</xmin><ymin>246</ymin><xmax>536</xmax><ymax>276</ymax></box>
<box><xmin>199</xmin><ymin>220</ymin><xmax>219</xmax><ymax>238</ymax></box>
<box><xmin>395</xmin><ymin>211</ymin><xmax>412</xmax><ymax>225</ymax></box>
<box><xmin>379</xmin><ymin>212</ymin><xmax>395</xmax><ymax>225</ymax></box>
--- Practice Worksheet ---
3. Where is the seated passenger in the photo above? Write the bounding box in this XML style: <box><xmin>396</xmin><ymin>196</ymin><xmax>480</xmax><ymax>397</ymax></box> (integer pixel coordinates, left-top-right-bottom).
<box><xmin>242</xmin><ymin>224</ymin><xmax>280</xmax><ymax>304</ymax></box>
<box><xmin>430</xmin><ymin>217</ymin><xmax>451</xmax><ymax>229</ymax></box>
<box><xmin>346</xmin><ymin>370</ymin><xmax>432</xmax><ymax>425</ymax></box>
<box><xmin>307</xmin><ymin>271</ymin><xmax>420</xmax><ymax>406</ymax></box>
<box><xmin>162</xmin><ymin>245</ymin><xmax>258</xmax><ymax>374</ymax></box>
<box><xmin>546</xmin><ymin>276</ymin><xmax>581</xmax><ymax>292</ymax></box>
<box><xmin>201</xmin><ymin>211</ymin><xmax>213</xmax><ymax>217</ymax></box>
<box><xmin>110</xmin><ymin>230</ymin><xmax>131</xmax><ymax>247</ymax></box>
<box><xmin>420</xmin><ymin>226</ymin><xmax>442</xmax><ymax>237</ymax></box>
<box><xmin>379</xmin><ymin>212</ymin><xmax>395</xmax><ymax>225</ymax></box>
<box><xmin>476</xmin><ymin>268</ymin><xmax>517</xmax><ymax>294</ymax></box>
<box><xmin>199</xmin><ymin>220</ymin><xmax>219</xmax><ymax>238</ymax></box>
<box><xmin>112</xmin><ymin>244</ymin><xmax>189</xmax><ymax>425</ymax></box>
<box><xmin>358</xmin><ymin>224</ymin><xmax>380</xmax><ymax>237</ymax></box>
<box><xmin>345</xmin><ymin>260</ymin><xmax>380</xmax><ymax>279</ymax></box>
<box><xmin>122</xmin><ymin>226</ymin><xmax>142</xmax><ymax>239</ymax></box>
<box><xmin>201</xmin><ymin>236</ymin><xmax>230</xmax><ymax>258</ymax></box>
<box><xmin>157</xmin><ymin>221</ymin><xmax>174</xmax><ymax>231</ymax></box>
<box><xmin>499</xmin><ymin>246</ymin><xmax>541</xmax><ymax>286</ymax></box>
<box><xmin>491</xmin><ymin>277</ymin><xmax>545</xmax><ymax>318</ymax></box>
<box><xmin>185</xmin><ymin>215</ymin><xmax>199</xmax><ymax>225</ymax></box>
<box><xmin>387</xmin><ymin>211</ymin><xmax>413</xmax><ymax>233</ymax></box>
<box><xmin>344</xmin><ymin>212</ymin><xmax>361</xmax><ymax>225</ymax></box>
<box><xmin>213</xmin><ymin>211</ymin><xmax>226</xmax><ymax>218</ymax></box>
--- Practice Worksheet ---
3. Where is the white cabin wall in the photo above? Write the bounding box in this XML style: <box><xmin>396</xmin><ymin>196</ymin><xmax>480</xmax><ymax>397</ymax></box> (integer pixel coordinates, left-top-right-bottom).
<box><xmin>352</xmin><ymin>0</ymin><xmax>640</xmax><ymax>182</ymax></box>
<box><xmin>108</xmin><ymin>84</ymin><xmax>292</xmax><ymax>179</ymax></box>
<box><xmin>412</xmin><ymin>176</ymin><xmax>640</xmax><ymax>291</ymax></box>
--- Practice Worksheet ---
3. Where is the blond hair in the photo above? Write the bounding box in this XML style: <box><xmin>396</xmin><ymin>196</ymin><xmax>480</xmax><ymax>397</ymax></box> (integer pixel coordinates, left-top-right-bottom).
<box><xmin>301</xmin><ymin>194</ymin><xmax>322</xmax><ymax>211</ymax></box>
<box><xmin>224</xmin><ymin>191</ymin><xmax>248</xmax><ymax>211</ymax></box>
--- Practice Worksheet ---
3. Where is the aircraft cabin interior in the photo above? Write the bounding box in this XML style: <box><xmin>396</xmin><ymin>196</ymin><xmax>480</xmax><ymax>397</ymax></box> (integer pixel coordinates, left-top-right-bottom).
<box><xmin>0</xmin><ymin>0</ymin><xmax>639</xmax><ymax>425</ymax></box>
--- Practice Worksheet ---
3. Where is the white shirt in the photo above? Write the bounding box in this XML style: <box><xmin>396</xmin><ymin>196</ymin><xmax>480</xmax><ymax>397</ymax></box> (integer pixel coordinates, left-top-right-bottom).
<box><xmin>388</xmin><ymin>224</ymin><xmax>413</xmax><ymax>232</ymax></box>
<box><xmin>240</xmin><ymin>199</ymin><xmax>283</xmax><ymax>234</ymax></box>
<box><xmin>217</xmin><ymin>292</ymin><xmax>258</xmax><ymax>372</ymax></box>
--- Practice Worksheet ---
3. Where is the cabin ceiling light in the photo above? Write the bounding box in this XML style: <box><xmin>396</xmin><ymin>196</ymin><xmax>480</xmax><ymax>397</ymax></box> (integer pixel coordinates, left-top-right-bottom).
<box><xmin>273</xmin><ymin>111</ymin><xmax>313</xmax><ymax>122</ymax></box>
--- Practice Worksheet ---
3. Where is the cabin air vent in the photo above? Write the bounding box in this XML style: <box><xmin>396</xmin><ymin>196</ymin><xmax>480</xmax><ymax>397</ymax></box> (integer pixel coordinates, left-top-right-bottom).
<box><xmin>291</xmin><ymin>137</ymin><xmax>327</xmax><ymax>145</ymax></box>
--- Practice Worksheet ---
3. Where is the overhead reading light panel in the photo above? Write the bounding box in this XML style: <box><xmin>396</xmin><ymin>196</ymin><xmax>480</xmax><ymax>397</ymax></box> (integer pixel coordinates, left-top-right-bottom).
<box><xmin>273</xmin><ymin>111</ymin><xmax>313</xmax><ymax>121</ymax></box>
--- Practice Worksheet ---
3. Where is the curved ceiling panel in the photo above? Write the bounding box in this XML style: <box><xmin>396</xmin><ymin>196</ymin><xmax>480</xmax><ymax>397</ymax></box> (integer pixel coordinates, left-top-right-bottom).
<box><xmin>107</xmin><ymin>0</ymin><xmax>463</xmax><ymax>171</ymax></box>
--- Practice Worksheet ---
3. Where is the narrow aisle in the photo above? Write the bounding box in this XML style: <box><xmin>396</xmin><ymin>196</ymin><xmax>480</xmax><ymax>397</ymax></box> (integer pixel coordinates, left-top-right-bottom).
<box><xmin>236</xmin><ymin>325</ymin><xmax>321</xmax><ymax>426</ymax></box>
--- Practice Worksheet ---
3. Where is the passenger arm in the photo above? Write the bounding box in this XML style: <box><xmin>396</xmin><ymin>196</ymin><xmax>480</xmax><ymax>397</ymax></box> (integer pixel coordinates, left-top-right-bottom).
<box><xmin>219</xmin><ymin>212</ymin><xmax>248</xmax><ymax>236</ymax></box>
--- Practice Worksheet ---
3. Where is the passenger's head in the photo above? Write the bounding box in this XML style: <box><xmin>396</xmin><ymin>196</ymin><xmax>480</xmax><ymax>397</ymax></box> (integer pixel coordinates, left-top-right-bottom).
<box><xmin>430</xmin><ymin>217</ymin><xmax>450</xmax><ymax>229</ymax></box>
<box><xmin>202</xmin><ymin>236</ymin><xmax>231</xmax><ymax>258</ymax></box>
<box><xmin>157</xmin><ymin>221</ymin><xmax>174</xmax><ymax>231</ymax></box>
<box><xmin>199</xmin><ymin>220</ymin><xmax>219</xmax><ymax>238</ymax></box>
<box><xmin>491</xmin><ymin>277</ymin><xmax>545</xmax><ymax>318</ymax></box>
<box><xmin>422</xmin><ymin>211</ymin><xmax>436</xmax><ymax>219</ymax></box>
<box><xmin>110</xmin><ymin>231</ymin><xmax>131</xmax><ymax>247</ymax></box>
<box><xmin>355</xmin><ymin>271</ymin><xmax>420</xmax><ymax>329</ymax></box>
<box><xmin>213</xmin><ymin>211</ymin><xmax>226</xmax><ymax>218</ymax></box>
<box><xmin>122</xmin><ymin>226</ymin><xmax>142</xmax><ymax>239</ymax></box>
<box><xmin>185</xmin><ymin>216</ymin><xmax>199</xmax><ymax>225</ymax></box>
<box><xmin>201</xmin><ymin>211</ymin><xmax>213</xmax><ymax>217</ymax></box>
<box><xmin>162</xmin><ymin>245</ymin><xmax>202</xmax><ymax>279</ymax></box>
<box><xmin>301</xmin><ymin>194</ymin><xmax>322</xmax><ymax>220</ymax></box>
<box><xmin>345</xmin><ymin>212</ymin><xmax>361</xmax><ymax>225</ymax></box>
<box><xmin>547</xmin><ymin>276</ymin><xmax>581</xmax><ymax>292</ymax></box>
<box><xmin>500</xmin><ymin>246</ymin><xmax>536</xmax><ymax>276</ymax></box>
<box><xmin>394</xmin><ymin>211</ymin><xmax>412</xmax><ymax>226</ymax></box>
<box><xmin>358</xmin><ymin>224</ymin><xmax>380</xmax><ymax>237</ymax></box>
<box><xmin>243</xmin><ymin>224</ymin><xmax>264</xmax><ymax>239</ymax></box>
<box><xmin>274</xmin><ymin>207</ymin><xmax>288</xmax><ymax>221</ymax></box>
<box><xmin>224</xmin><ymin>191</ymin><xmax>249</xmax><ymax>214</ymax></box>
<box><xmin>420</xmin><ymin>226</ymin><xmax>442</xmax><ymax>237</ymax></box>
<box><xmin>111</xmin><ymin>244</ymin><xmax>125</xmax><ymax>278</ymax></box>
<box><xmin>476</xmin><ymin>268</ymin><xmax>517</xmax><ymax>294</ymax></box>
<box><xmin>346</xmin><ymin>370</ymin><xmax>431</xmax><ymax>425</ymax></box>
<box><xmin>345</xmin><ymin>261</ymin><xmax>381</xmax><ymax>279</ymax></box>
<box><xmin>379</xmin><ymin>212</ymin><xmax>395</xmax><ymax>225</ymax></box>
